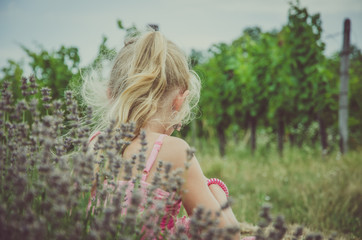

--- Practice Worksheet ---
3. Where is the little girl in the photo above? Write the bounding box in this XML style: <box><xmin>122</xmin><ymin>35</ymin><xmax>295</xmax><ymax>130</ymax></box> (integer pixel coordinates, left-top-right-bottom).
<box><xmin>84</xmin><ymin>29</ymin><xmax>244</xmax><ymax>239</ymax></box>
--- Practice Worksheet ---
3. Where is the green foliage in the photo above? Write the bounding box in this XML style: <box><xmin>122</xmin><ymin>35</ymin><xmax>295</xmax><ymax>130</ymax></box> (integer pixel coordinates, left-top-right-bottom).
<box><xmin>21</xmin><ymin>45</ymin><xmax>80</xmax><ymax>99</ymax></box>
<box><xmin>193</xmin><ymin>1</ymin><xmax>362</xmax><ymax>156</ymax></box>
<box><xmin>197</xmin><ymin>43</ymin><xmax>237</xmax><ymax>130</ymax></box>
<box><xmin>0</xmin><ymin>45</ymin><xmax>82</xmax><ymax>125</ymax></box>
<box><xmin>195</xmin><ymin>41</ymin><xmax>244</xmax><ymax>155</ymax></box>
<box><xmin>283</xmin><ymin>1</ymin><xmax>325</xmax><ymax>123</ymax></box>
<box><xmin>1</xmin><ymin>60</ymin><xmax>24</xmax><ymax>101</ymax></box>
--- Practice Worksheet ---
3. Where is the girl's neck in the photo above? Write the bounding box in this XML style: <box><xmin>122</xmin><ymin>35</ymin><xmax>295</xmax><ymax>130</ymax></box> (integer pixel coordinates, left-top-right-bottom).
<box><xmin>142</xmin><ymin>119</ymin><xmax>173</xmax><ymax>136</ymax></box>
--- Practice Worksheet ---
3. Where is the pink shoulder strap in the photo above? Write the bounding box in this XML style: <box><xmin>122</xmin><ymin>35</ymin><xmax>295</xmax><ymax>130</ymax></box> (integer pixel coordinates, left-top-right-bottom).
<box><xmin>142</xmin><ymin>134</ymin><xmax>167</xmax><ymax>181</ymax></box>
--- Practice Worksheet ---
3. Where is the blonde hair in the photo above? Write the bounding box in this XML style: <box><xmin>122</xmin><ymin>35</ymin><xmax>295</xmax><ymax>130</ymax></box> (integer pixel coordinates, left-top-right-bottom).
<box><xmin>82</xmin><ymin>30</ymin><xmax>201</xmax><ymax>137</ymax></box>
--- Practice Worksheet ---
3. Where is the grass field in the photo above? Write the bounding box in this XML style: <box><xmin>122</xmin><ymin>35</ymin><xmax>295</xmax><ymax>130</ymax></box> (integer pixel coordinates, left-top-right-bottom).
<box><xmin>193</xmin><ymin>139</ymin><xmax>362</xmax><ymax>239</ymax></box>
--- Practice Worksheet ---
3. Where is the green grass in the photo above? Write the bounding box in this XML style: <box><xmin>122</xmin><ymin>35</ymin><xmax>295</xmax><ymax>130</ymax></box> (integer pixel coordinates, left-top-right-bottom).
<box><xmin>195</xmin><ymin>139</ymin><xmax>362</xmax><ymax>239</ymax></box>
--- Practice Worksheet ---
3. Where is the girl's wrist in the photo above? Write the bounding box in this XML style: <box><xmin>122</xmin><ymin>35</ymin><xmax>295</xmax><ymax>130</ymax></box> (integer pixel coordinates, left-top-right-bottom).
<box><xmin>207</xmin><ymin>178</ymin><xmax>229</xmax><ymax>197</ymax></box>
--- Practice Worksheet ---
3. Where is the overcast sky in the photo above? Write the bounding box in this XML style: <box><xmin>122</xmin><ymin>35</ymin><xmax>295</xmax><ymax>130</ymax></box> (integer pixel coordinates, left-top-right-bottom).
<box><xmin>1</xmin><ymin>0</ymin><xmax>361</xmax><ymax>73</ymax></box>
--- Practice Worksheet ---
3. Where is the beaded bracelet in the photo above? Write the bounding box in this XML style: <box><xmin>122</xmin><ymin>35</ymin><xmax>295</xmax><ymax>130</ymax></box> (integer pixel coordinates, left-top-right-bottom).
<box><xmin>207</xmin><ymin>178</ymin><xmax>229</xmax><ymax>197</ymax></box>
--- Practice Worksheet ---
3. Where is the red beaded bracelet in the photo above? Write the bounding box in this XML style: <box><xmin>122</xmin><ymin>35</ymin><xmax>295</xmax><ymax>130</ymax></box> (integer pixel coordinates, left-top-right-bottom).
<box><xmin>207</xmin><ymin>178</ymin><xmax>229</xmax><ymax>197</ymax></box>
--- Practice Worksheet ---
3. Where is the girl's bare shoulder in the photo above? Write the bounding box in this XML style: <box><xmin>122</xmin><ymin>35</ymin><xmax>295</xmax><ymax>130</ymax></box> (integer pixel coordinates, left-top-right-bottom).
<box><xmin>164</xmin><ymin>135</ymin><xmax>189</xmax><ymax>146</ymax></box>
<box><xmin>160</xmin><ymin>135</ymin><xmax>191</xmax><ymax>168</ymax></box>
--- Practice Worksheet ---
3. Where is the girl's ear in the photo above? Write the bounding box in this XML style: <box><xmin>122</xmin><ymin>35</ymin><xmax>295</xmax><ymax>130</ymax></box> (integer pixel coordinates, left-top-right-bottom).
<box><xmin>173</xmin><ymin>90</ymin><xmax>189</xmax><ymax>111</ymax></box>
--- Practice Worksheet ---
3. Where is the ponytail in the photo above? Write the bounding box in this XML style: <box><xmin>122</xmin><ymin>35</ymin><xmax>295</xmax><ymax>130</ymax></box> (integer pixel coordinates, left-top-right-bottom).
<box><xmin>82</xmin><ymin>29</ymin><xmax>200</xmax><ymax>139</ymax></box>
<box><xmin>112</xmin><ymin>31</ymin><xmax>170</xmax><ymax>136</ymax></box>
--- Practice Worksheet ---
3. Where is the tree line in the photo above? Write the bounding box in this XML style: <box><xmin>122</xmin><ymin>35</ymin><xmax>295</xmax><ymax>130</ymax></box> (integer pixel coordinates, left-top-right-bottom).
<box><xmin>190</xmin><ymin>2</ymin><xmax>362</xmax><ymax>156</ymax></box>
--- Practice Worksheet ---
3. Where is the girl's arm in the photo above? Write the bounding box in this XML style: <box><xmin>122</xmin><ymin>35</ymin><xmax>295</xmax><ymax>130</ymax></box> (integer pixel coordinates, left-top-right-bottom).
<box><xmin>182</xmin><ymin>155</ymin><xmax>239</xmax><ymax>226</ymax></box>
<box><xmin>208</xmin><ymin>183</ymin><xmax>240</xmax><ymax>226</ymax></box>
<box><xmin>165</xmin><ymin>137</ymin><xmax>240</xmax><ymax>239</ymax></box>
<box><xmin>203</xmin><ymin>176</ymin><xmax>239</xmax><ymax>226</ymax></box>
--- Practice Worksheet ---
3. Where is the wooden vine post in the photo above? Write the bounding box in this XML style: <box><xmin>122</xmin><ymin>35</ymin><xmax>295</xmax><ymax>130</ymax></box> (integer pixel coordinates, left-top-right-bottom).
<box><xmin>339</xmin><ymin>18</ymin><xmax>351</xmax><ymax>154</ymax></box>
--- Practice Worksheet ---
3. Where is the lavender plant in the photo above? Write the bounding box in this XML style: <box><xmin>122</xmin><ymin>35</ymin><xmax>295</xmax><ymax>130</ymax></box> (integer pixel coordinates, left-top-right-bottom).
<box><xmin>0</xmin><ymin>76</ymin><xmax>238</xmax><ymax>240</ymax></box>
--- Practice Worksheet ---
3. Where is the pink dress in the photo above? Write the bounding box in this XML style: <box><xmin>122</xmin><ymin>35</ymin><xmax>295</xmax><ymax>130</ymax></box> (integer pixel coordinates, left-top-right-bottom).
<box><xmin>87</xmin><ymin>133</ymin><xmax>190</xmax><ymax>237</ymax></box>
